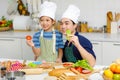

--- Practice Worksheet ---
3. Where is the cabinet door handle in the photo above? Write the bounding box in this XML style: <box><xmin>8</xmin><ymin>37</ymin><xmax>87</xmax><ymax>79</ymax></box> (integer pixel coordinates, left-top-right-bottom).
<box><xmin>0</xmin><ymin>39</ymin><xmax>14</xmax><ymax>41</ymax></box>
<box><xmin>92</xmin><ymin>42</ymin><xmax>99</xmax><ymax>45</ymax></box>
<box><xmin>113</xmin><ymin>43</ymin><xmax>120</xmax><ymax>46</ymax></box>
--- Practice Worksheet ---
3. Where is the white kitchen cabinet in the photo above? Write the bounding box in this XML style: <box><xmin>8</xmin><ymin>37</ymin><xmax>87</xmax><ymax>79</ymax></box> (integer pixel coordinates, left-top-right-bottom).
<box><xmin>0</xmin><ymin>38</ymin><xmax>22</xmax><ymax>59</ymax></box>
<box><xmin>91</xmin><ymin>41</ymin><xmax>102</xmax><ymax>65</ymax></box>
<box><xmin>102</xmin><ymin>42</ymin><xmax>120</xmax><ymax>65</ymax></box>
<box><xmin>21</xmin><ymin>39</ymin><xmax>34</xmax><ymax>60</ymax></box>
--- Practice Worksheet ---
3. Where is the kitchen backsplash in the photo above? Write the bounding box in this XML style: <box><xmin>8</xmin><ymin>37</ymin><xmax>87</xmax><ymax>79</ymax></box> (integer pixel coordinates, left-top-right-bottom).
<box><xmin>0</xmin><ymin>0</ymin><xmax>120</xmax><ymax>32</ymax></box>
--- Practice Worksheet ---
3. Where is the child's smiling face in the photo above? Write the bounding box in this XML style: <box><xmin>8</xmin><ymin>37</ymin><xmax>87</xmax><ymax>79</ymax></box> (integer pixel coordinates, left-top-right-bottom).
<box><xmin>39</xmin><ymin>16</ymin><xmax>55</xmax><ymax>32</ymax></box>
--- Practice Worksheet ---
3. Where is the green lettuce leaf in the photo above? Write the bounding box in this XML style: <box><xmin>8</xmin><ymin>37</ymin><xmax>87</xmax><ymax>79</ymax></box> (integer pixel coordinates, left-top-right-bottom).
<box><xmin>73</xmin><ymin>60</ymin><xmax>93</xmax><ymax>71</ymax></box>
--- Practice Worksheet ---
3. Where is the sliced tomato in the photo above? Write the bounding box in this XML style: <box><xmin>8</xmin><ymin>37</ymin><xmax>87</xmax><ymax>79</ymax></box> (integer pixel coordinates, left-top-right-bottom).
<box><xmin>82</xmin><ymin>69</ymin><xmax>92</xmax><ymax>74</ymax></box>
<box><xmin>75</xmin><ymin>67</ymin><xmax>83</xmax><ymax>73</ymax></box>
<box><xmin>26</xmin><ymin>35</ymin><xmax>32</xmax><ymax>40</ymax></box>
<box><xmin>63</xmin><ymin>62</ymin><xmax>73</xmax><ymax>67</ymax></box>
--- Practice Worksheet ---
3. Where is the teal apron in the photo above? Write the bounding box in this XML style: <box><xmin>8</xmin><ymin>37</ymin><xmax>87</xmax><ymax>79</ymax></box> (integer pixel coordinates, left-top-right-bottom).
<box><xmin>64</xmin><ymin>44</ymin><xmax>77</xmax><ymax>63</ymax></box>
<box><xmin>37</xmin><ymin>29</ymin><xmax>57</xmax><ymax>62</ymax></box>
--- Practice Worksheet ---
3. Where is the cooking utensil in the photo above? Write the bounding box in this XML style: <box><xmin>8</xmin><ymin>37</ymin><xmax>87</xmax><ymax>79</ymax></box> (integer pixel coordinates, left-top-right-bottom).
<box><xmin>19</xmin><ymin>68</ymin><xmax>43</xmax><ymax>75</ymax></box>
<box><xmin>5</xmin><ymin>71</ymin><xmax>25</xmax><ymax>80</ymax></box>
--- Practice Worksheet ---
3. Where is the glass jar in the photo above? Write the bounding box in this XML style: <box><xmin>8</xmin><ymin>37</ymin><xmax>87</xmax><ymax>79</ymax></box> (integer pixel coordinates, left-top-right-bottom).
<box><xmin>0</xmin><ymin>66</ymin><xmax>6</xmax><ymax>80</ymax></box>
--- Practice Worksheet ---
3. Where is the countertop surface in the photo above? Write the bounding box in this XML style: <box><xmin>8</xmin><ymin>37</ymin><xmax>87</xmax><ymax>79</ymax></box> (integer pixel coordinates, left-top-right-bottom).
<box><xmin>0</xmin><ymin>58</ymin><xmax>106</xmax><ymax>80</ymax></box>
<box><xmin>80</xmin><ymin>33</ymin><xmax>120</xmax><ymax>42</ymax></box>
<box><xmin>25</xmin><ymin>65</ymin><xmax>106</xmax><ymax>80</ymax></box>
<box><xmin>0</xmin><ymin>31</ymin><xmax>120</xmax><ymax>42</ymax></box>
<box><xmin>0</xmin><ymin>31</ymin><xmax>35</xmax><ymax>39</ymax></box>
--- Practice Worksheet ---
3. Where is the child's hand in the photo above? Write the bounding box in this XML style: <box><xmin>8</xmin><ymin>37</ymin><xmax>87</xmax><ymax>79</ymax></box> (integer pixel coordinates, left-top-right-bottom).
<box><xmin>26</xmin><ymin>35</ymin><xmax>34</xmax><ymax>47</ymax></box>
<box><xmin>56</xmin><ymin>58</ymin><xmax>62</xmax><ymax>63</ymax></box>
<box><xmin>26</xmin><ymin>40</ymin><xmax>34</xmax><ymax>47</ymax></box>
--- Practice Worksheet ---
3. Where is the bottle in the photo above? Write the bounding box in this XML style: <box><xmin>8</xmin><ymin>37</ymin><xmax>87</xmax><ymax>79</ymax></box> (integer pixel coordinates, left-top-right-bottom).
<box><xmin>0</xmin><ymin>66</ymin><xmax>6</xmax><ymax>79</ymax></box>
<box><xmin>81</xmin><ymin>21</ymin><xmax>88</xmax><ymax>32</ymax></box>
<box><xmin>103</xmin><ymin>25</ymin><xmax>107</xmax><ymax>33</ymax></box>
<box><xmin>118</xmin><ymin>20</ymin><xmax>120</xmax><ymax>33</ymax></box>
<box><xmin>76</xmin><ymin>21</ymin><xmax>81</xmax><ymax>32</ymax></box>
<box><xmin>84</xmin><ymin>22</ymin><xmax>88</xmax><ymax>32</ymax></box>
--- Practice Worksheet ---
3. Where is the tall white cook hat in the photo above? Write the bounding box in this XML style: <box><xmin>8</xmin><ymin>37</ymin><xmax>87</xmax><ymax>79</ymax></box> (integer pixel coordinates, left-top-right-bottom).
<box><xmin>61</xmin><ymin>5</ymin><xmax>80</xmax><ymax>23</ymax></box>
<box><xmin>38</xmin><ymin>1</ymin><xmax>57</xmax><ymax>20</ymax></box>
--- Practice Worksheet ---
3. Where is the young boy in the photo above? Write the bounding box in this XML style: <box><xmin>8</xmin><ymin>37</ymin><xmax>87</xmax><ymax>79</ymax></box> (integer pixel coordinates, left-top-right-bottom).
<box><xmin>60</xmin><ymin>5</ymin><xmax>96</xmax><ymax>66</ymax></box>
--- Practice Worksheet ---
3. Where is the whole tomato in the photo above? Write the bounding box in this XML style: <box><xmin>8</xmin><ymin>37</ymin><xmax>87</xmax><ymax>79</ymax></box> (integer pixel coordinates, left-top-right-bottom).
<box><xmin>0</xmin><ymin>21</ymin><xmax>2</xmax><ymax>25</ymax></box>
<box><xmin>26</xmin><ymin>35</ymin><xmax>32</xmax><ymax>40</ymax></box>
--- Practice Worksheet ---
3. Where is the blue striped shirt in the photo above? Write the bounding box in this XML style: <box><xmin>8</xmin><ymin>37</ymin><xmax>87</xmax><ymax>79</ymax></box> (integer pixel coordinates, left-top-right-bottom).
<box><xmin>33</xmin><ymin>29</ymin><xmax>64</xmax><ymax>52</ymax></box>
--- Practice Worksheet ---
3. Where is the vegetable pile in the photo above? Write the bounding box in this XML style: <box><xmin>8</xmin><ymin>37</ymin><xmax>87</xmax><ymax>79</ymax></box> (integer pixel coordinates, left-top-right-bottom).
<box><xmin>0</xmin><ymin>16</ymin><xmax>13</xmax><ymax>29</ymax></box>
<box><xmin>70</xmin><ymin>60</ymin><xmax>93</xmax><ymax>74</ymax></box>
<box><xmin>73</xmin><ymin>60</ymin><xmax>93</xmax><ymax>71</ymax></box>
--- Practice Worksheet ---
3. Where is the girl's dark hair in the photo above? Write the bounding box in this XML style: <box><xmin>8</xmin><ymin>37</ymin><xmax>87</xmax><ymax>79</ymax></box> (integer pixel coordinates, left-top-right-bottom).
<box><xmin>50</xmin><ymin>18</ymin><xmax>54</xmax><ymax>21</ymax></box>
<box><xmin>71</xmin><ymin>20</ymin><xmax>75</xmax><ymax>25</ymax></box>
<box><xmin>39</xmin><ymin>16</ymin><xmax>54</xmax><ymax>21</ymax></box>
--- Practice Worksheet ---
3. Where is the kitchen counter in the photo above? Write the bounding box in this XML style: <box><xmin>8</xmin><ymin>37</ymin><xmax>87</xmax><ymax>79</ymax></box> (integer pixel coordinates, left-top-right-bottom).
<box><xmin>25</xmin><ymin>65</ymin><xmax>106</xmax><ymax>80</ymax></box>
<box><xmin>0</xmin><ymin>58</ymin><xmax>106</xmax><ymax>80</ymax></box>
<box><xmin>0</xmin><ymin>31</ymin><xmax>35</xmax><ymax>39</ymax></box>
<box><xmin>0</xmin><ymin>31</ymin><xmax>120</xmax><ymax>42</ymax></box>
<box><xmin>25</xmin><ymin>73</ymin><xmax>48</xmax><ymax>80</ymax></box>
<box><xmin>80</xmin><ymin>33</ymin><xmax>120</xmax><ymax>42</ymax></box>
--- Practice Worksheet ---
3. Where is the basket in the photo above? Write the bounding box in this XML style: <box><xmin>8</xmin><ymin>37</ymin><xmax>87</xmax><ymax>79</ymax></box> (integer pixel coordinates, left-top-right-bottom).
<box><xmin>103</xmin><ymin>74</ymin><xmax>113</xmax><ymax>80</ymax></box>
<box><xmin>0</xmin><ymin>27</ymin><xmax>11</xmax><ymax>31</ymax></box>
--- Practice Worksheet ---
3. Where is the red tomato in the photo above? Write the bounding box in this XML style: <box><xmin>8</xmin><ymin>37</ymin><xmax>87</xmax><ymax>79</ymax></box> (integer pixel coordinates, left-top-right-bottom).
<box><xmin>0</xmin><ymin>21</ymin><xmax>2</xmax><ymax>25</ymax></box>
<box><xmin>26</xmin><ymin>35</ymin><xmax>32</xmax><ymax>40</ymax></box>
<box><xmin>63</xmin><ymin>62</ymin><xmax>73</xmax><ymax>67</ymax></box>
<box><xmin>75</xmin><ymin>67</ymin><xmax>83</xmax><ymax>73</ymax></box>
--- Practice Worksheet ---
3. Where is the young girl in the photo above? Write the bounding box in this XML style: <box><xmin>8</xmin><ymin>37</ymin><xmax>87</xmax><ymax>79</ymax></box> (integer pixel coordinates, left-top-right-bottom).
<box><xmin>60</xmin><ymin>5</ymin><xmax>96</xmax><ymax>66</ymax></box>
<box><xmin>26</xmin><ymin>1</ymin><xmax>64</xmax><ymax>63</ymax></box>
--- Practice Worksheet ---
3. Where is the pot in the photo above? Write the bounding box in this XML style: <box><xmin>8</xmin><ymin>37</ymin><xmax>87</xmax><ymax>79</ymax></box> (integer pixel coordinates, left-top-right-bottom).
<box><xmin>5</xmin><ymin>71</ymin><xmax>25</xmax><ymax>80</ymax></box>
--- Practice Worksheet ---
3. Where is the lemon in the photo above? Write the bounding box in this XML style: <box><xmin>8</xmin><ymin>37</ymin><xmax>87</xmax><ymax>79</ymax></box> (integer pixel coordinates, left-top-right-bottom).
<box><xmin>104</xmin><ymin>69</ymin><xmax>113</xmax><ymax>78</ymax></box>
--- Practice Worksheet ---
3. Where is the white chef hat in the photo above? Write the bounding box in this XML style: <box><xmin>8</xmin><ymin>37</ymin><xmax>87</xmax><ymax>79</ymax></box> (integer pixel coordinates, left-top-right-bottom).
<box><xmin>38</xmin><ymin>1</ymin><xmax>57</xmax><ymax>20</ymax></box>
<box><xmin>61</xmin><ymin>5</ymin><xmax>80</xmax><ymax>23</ymax></box>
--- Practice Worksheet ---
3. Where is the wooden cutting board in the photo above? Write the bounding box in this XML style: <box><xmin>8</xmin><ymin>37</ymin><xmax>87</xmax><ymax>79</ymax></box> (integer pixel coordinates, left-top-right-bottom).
<box><xmin>19</xmin><ymin>68</ymin><xmax>43</xmax><ymax>75</ymax></box>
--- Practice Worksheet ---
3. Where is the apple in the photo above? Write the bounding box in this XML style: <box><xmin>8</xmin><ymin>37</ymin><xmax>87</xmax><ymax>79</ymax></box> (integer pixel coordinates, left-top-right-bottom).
<box><xmin>113</xmin><ymin>74</ymin><xmax>120</xmax><ymax>80</ymax></box>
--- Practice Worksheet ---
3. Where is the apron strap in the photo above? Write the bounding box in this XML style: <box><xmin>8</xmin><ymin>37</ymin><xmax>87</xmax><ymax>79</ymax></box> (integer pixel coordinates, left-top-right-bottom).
<box><xmin>40</xmin><ymin>29</ymin><xmax>56</xmax><ymax>54</ymax></box>
<box><xmin>52</xmin><ymin>28</ymin><xmax>56</xmax><ymax>54</ymax></box>
<box><xmin>40</xmin><ymin>29</ymin><xmax>43</xmax><ymax>37</ymax></box>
